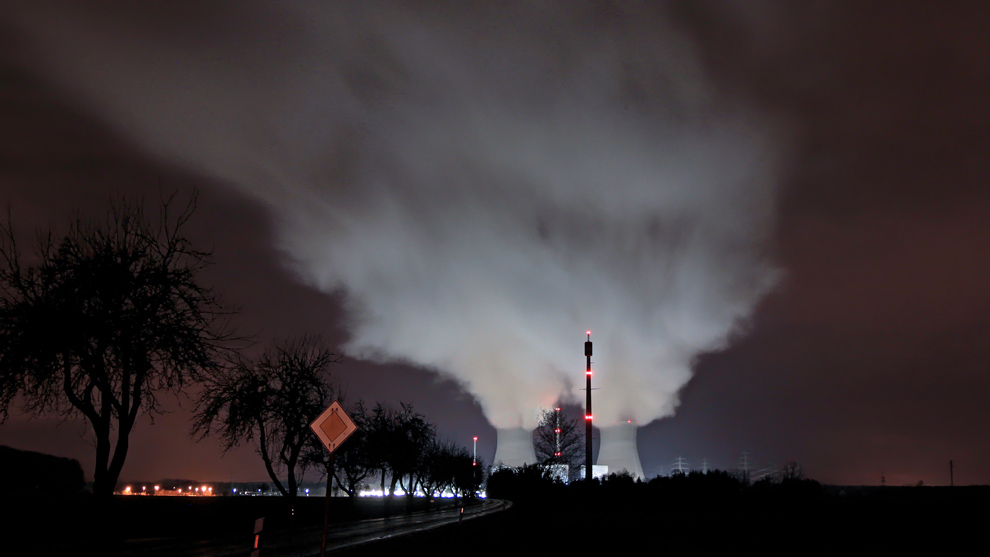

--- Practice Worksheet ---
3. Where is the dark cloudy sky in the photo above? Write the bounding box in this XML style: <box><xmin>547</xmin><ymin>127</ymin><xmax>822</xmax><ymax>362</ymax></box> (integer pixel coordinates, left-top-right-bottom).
<box><xmin>1</xmin><ymin>1</ymin><xmax>988</xmax><ymax>487</ymax></box>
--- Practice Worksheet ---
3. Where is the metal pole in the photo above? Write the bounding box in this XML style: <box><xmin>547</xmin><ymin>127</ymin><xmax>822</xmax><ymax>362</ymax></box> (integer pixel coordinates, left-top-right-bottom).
<box><xmin>320</xmin><ymin>452</ymin><xmax>336</xmax><ymax>557</ymax></box>
<box><xmin>473</xmin><ymin>436</ymin><xmax>478</xmax><ymax>466</ymax></box>
<box><xmin>585</xmin><ymin>332</ymin><xmax>593</xmax><ymax>482</ymax></box>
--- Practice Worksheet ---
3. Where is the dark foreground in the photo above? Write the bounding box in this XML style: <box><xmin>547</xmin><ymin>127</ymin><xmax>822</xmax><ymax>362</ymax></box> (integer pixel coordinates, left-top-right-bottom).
<box><xmin>345</xmin><ymin>481</ymin><xmax>990</xmax><ymax>557</ymax></box>
<box><xmin>7</xmin><ymin>494</ymin><xmax>476</xmax><ymax>556</ymax></box>
<box><xmin>9</xmin><ymin>482</ymin><xmax>990</xmax><ymax>556</ymax></box>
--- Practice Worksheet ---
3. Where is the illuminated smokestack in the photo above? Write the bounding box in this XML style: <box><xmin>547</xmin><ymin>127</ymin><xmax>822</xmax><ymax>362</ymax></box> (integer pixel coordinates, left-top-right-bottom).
<box><xmin>492</xmin><ymin>427</ymin><xmax>537</xmax><ymax>467</ymax></box>
<box><xmin>585</xmin><ymin>331</ymin><xmax>593</xmax><ymax>482</ymax></box>
<box><xmin>596</xmin><ymin>422</ymin><xmax>644</xmax><ymax>480</ymax></box>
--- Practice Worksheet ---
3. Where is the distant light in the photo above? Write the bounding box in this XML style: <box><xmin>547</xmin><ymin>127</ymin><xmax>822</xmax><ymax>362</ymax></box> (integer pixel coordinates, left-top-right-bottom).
<box><xmin>555</xmin><ymin>407</ymin><xmax>561</xmax><ymax>412</ymax></box>
<box><xmin>154</xmin><ymin>485</ymin><xmax>160</xmax><ymax>491</ymax></box>
<box><xmin>473</xmin><ymin>436</ymin><xmax>478</xmax><ymax>441</ymax></box>
<box><xmin>142</xmin><ymin>486</ymin><xmax>146</xmax><ymax>491</ymax></box>
<box><xmin>585</xmin><ymin>415</ymin><xmax>593</xmax><ymax>420</ymax></box>
<box><xmin>555</xmin><ymin>429</ymin><xmax>561</xmax><ymax>433</ymax></box>
<box><xmin>233</xmin><ymin>488</ymin><xmax>237</xmax><ymax>493</ymax></box>
<box><xmin>586</xmin><ymin>330</ymin><xmax>591</xmax><ymax>335</ymax></box>
<box><xmin>627</xmin><ymin>420</ymin><xmax>632</xmax><ymax>423</ymax></box>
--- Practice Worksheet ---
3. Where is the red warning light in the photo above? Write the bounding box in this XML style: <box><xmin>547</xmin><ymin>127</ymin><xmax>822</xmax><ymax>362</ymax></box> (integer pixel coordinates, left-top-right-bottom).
<box><xmin>555</xmin><ymin>428</ymin><xmax>561</xmax><ymax>433</ymax></box>
<box><xmin>473</xmin><ymin>436</ymin><xmax>478</xmax><ymax>441</ymax></box>
<box><xmin>586</xmin><ymin>371</ymin><xmax>592</xmax><ymax>376</ymax></box>
<box><xmin>586</xmin><ymin>330</ymin><xmax>591</xmax><ymax>336</ymax></box>
<box><xmin>585</xmin><ymin>415</ymin><xmax>593</xmax><ymax>420</ymax></box>
<box><xmin>627</xmin><ymin>420</ymin><xmax>632</xmax><ymax>423</ymax></box>
<box><xmin>555</xmin><ymin>407</ymin><xmax>561</xmax><ymax>412</ymax></box>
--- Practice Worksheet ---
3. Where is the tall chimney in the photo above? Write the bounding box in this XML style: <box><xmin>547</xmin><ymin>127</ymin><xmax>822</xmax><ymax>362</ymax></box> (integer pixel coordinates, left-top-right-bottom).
<box><xmin>585</xmin><ymin>331</ymin><xmax>593</xmax><ymax>482</ymax></box>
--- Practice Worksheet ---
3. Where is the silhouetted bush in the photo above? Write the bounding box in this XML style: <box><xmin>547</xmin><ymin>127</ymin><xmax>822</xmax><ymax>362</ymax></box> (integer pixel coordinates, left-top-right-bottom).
<box><xmin>0</xmin><ymin>445</ymin><xmax>85</xmax><ymax>495</ymax></box>
<box><xmin>486</xmin><ymin>464</ymin><xmax>565</xmax><ymax>501</ymax></box>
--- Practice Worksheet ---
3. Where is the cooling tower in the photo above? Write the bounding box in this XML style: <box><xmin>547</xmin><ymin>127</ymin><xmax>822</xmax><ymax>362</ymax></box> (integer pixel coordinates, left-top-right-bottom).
<box><xmin>492</xmin><ymin>427</ymin><xmax>537</xmax><ymax>467</ymax></box>
<box><xmin>596</xmin><ymin>423</ymin><xmax>644</xmax><ymax>479</ymax></box>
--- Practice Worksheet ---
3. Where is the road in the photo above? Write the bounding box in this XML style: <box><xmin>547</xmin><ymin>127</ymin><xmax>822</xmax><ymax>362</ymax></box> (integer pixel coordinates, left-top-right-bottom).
<box><xmin>110</xmin><ymin>498</ymin><xmax>509</xmax><ymax>556</ymax></box>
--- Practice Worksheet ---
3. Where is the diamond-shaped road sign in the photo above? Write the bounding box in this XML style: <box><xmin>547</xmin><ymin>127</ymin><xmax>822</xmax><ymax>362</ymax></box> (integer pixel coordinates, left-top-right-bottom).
<box><xmin>310</xmin><ymin>401</ymin><xmax>358</xmax><ymax>453</ymax></box>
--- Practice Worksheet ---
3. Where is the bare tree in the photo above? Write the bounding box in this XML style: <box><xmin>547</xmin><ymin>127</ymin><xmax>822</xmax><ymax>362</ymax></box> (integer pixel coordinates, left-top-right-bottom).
<box><xmin>0</xmin><ymin>193</ymin><xmax>232</xmax><ymax>497</ymax></box>
<box><xmin>363</xmin><ymin>402</ymin><xmax>395</xmax><ymax>496</ymax></box>
<box><xmin>418</xmin><ymin>439</ymin><xmax>464</xmax><ymax>498</ymax></box>
<box><xmin>419</xmin><ymin>439</ymin><xmax>483</xmax><ymax>500</ymax></box>
<box><xmin>358</xmin><ymin>402</ymin><xmax>435</xmax><ymax>497</ymax></box>
<box><xmin>388</xmin><ymin>403</ymin><xmax>435</xmax><ymax>497</ymax></box>
<box><xmin>193</xmin><ymin>335</ymin><xmax>339</xmax><ymax>498</ymax></box>
<box><xmin>453</xmin><ymin>455</ymin><xmax>485</xmax><ymax>499</ymax></box>
<box><xmin>533</xmin><ymin>407</ymin><xmax>582</xmax><ymax>477</ymax></box>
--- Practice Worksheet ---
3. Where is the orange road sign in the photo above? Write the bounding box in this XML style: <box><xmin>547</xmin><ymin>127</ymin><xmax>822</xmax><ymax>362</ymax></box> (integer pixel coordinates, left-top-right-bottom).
<box><xmin>310</xmin><ymin>401</ymin><xmax>358</xmax><ymax>453</ymax></box>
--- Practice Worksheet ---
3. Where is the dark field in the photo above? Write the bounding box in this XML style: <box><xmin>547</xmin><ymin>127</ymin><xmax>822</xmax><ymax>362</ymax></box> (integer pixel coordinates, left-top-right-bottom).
<box><xmin>7</xmin><ymin>494</ymin><xmax>465</xmax><ymax>555</ymax></box>
<box><xmin>344</xmin><ymin>483</ymin><xmax>990</xmax><ymax>557</ymax></box>
<box><xmin>7</xmin><ymin>483</ymin><xmax>990</xmax><ymax>556</ymax></box>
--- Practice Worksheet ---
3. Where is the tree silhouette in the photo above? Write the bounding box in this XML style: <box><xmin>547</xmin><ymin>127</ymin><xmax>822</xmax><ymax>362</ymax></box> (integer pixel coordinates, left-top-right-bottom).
<box><xmin>418</xmin><ymin>439</ymin><xmax>483</xmax><ymax>499</ymax></box>
<box><xmin>387</xmin><ymin>403</ymin><xmax>435</xmax><ymax>497</ymax></box>
<box><xmin>0</xmin><ymin>194</ymin><xmax>231</xmax><ymax>497</ymax></box>
<box><xmin>452</xmin><ymin>454</ymin><xmax>485</xmax><ymax>499</ymax></box>
<box><xmin>193</xmin><ymin>335</ymin><xmax>339</xmax><ymax>498</ymax></box>
<box><xmin>533</xmin><ymin>407</ymin><xmax>582</xmax><ymax>478</ymax></box>
<box><xmin>358</xmin><ymin>402</ymin><xmax>435</xmax><ymax>496</ymax></box>
<box><xmin>418</xmin><ymin>439</ymin><xmax>465</xmax><ymax>498</ymax></box>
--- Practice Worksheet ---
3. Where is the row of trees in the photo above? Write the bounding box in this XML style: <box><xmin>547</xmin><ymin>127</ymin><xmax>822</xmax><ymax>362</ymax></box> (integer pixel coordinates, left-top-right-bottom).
<box><xmin>193</xmin><ymin>337</ymin><xmax>484</xmax><ymax>500</ymax></box>
<box><xmin>0</xmin><ymin>194</ymin><xmax>481</xmax><ymax>498</ymax></box>
<box><xmin>324</xmin><ymin>402</ymin><xmax>483</xmax><ymax>499</ymax></box>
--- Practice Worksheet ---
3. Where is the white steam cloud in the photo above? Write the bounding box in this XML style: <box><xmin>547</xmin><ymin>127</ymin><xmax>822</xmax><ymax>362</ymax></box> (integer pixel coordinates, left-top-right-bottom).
<box><xmin>5</xmin><ymin>2</ymin><xmax>779</xmax><ymax>429</ymax></box>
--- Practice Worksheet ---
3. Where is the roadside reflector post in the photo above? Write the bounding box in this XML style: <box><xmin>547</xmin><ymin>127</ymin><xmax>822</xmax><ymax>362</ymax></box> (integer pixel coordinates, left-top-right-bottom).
<box><xmin>251</xmin><ymin>516</ymin><xmax>263</xmax><ymax>557</ymax></box>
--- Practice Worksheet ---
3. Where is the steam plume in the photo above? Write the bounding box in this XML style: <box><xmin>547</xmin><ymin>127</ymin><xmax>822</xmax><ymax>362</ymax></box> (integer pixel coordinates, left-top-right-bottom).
<box><xmin>4</xmin><ymin>2</ymin><xmax>780</xmax><ymax>429</ymax></box>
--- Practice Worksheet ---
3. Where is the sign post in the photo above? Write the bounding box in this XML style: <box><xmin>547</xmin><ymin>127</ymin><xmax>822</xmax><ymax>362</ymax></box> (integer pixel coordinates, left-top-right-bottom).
<box><xmin>309</xmin><ymin>401</ymin><xmax>358</xmax><ymax>557</ymax></box>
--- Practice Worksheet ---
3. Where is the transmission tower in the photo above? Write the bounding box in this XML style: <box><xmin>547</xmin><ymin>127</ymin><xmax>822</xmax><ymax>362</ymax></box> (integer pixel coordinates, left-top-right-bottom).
<box><xmin>672</xmin><ymin>456</ymin><xmax>690</xmax><ymax>475</ymax></box>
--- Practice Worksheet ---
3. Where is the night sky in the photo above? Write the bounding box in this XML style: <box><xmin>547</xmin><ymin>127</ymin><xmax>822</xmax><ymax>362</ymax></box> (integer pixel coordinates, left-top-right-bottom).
<box><xmin>1</xmin><ymin>1</ymin><xmax>988</xmax><ymax>487</ymax></box>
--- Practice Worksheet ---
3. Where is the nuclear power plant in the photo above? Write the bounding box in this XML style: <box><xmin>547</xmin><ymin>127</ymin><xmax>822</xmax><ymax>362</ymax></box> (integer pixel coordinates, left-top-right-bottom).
<box><xmin>490</xmin><ymin>332</ymin><xmax>645</xmax><ymax>480</ymax></box>
<box><xmin>492</xmin><ymin>426</ymin><xmax>537</xmax><ymax>467</ymax></box>
<box><xmin>596</xmin><ymin>422</ymin><xmax>644</xmax><ymax>479</ymax></box>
